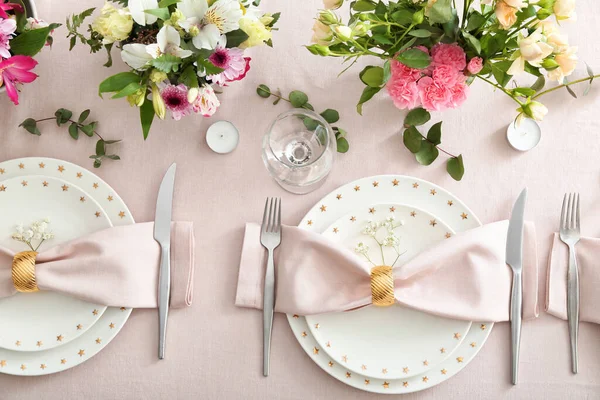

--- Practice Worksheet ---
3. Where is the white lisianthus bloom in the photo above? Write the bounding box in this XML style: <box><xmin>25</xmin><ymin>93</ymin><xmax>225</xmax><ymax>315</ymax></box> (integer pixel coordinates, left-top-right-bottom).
<box><xmin>178</xmin><ymin>0</ymin><xmax>242</xmax><ymax>50</ymax></box>
<box><xmin>146</xmin><ymin>25</ymin><xmax>193</xmax><ymax>59</ymax></box>
<box><xmin>128</xmin><ymin>0</ymin><xmax>159</xmax><ymax>26</ymax></box>
<box><xmin>548</xmin><ymin>46</ymin><xmax>578</xmax><ymax>81</ymax></box>
<box><xmin>508</xmin><ymin>29</ymin><xmax>554</xmax><ymax>75</ymax></box>
<box><xmin>323</xmin><ymin>0</ymin><xmax>343</xmax><ymax>10</ymax></box>
<box><xmin>554</xmin><ymin>0</ymin><xmax>576</xmax><ymax>21</ymax></box>
<box><xmin>121</xmin><ymin>43</ymin><xmax>154</xmax><ymax>70</ymax></box>
<box><xmin>311</xmin><ymin>20</ymin><xmax>333</xmax><ymax>45</ymax></box>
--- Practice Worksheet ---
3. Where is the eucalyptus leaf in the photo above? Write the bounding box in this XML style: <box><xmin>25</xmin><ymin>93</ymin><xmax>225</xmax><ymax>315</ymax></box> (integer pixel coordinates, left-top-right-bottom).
<box><xmin>19</xmin><ymin>118</ymin><xmax>40</xmax><ymax>135</ymax></box>
<box><xmin>78</xmin><ymin>109</ymin><xmax>91</xmax><ymax>124</ymax></box>
<box><xmin>289</xmin><ymin>90</ymin><xmax>309</xmax><ymax>107</ymax></box>
<box><xmin>257</xmin><ymin>84</ymin><xmax>271</xmax><ymax>98</ymax></box>
<box><xmin>303</xmin><ymin>117</ymin><xmax>319</xmax><ymax>130</ymax></box>
<box><xmin>55</xmin><ymin>108</ymin><xmax>73</xmax><ymax>126</ymax></box>
<box><xmin>403</xmin><ymin>126</ymin><xmax>422</xmax><ymax>153</ymax></box>
<box><xmin>404</xmin><ymin>107</ymin><xmax>431</xmax><ymax>126</ymax></box>
<box><xmin>427</xmin><ymin>122</ymin><xmax>442</xmax><ymax>146</ymax></box>
<box><xmin>320</xmin><ymin>109</ymin><xmax>340</xmax><ymax>124</ymax></box>
<box><xmin>336</xmin><ymin>137</ymin><xmax>349</xmax><ymax>153</ymax></box>
<box><xmin>447</xmin><ymin>155</ymin><xmax>465</xmax><ymax>181</ymax></box>
<box><xmin>68</xmin><ymin>123</ymin><xmax>79</xmax><ymax>140</ymax></box>
<box><xmin>80</xmin><ymin>123</ymin><xmax>95</xmax><ymax>137</ymax></box>
<box><xmin>415</xmin><ymin>140</ymin><xmax>439</xmax><ymax>166</ymax></box>
<box><xmin>95</xmin><ymin>140</ymin><xmax>106</xmax><ymax>156</ymax></box>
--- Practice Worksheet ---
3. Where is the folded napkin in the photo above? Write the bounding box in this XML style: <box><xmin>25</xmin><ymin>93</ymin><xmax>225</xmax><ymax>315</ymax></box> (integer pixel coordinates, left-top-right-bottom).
<box><xmin>236</xmin><ymin>221</ymin><xmax>539</xmax><ymax>322</ymax></box>
<box><xmin>546</xmin><ymin>234</ymin><xmax>600</xmax><ymax>324</ymax></box>
<box><xmin>0</xmin><ymin>222</ymin><xmax>195</xmax><ymax>308</ymax></box>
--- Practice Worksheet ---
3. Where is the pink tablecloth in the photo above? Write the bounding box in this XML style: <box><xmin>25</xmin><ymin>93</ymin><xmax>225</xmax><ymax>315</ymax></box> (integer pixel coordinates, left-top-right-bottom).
<box><xmin>1</xmin><ymin>0</ymin><xmax>599</xmax><ymax>398</ymax></box>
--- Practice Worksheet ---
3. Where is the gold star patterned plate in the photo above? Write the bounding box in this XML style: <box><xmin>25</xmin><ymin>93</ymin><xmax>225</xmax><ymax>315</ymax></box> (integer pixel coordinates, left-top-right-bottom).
<box><xmin>0</xmin><ymin>158</ymin><xmax>133</xmax><ymax>376</ymax></box>
<box><xmin>287</xmin><ymin>175</ymin><xmax>493</xmax><ymax>394</ymax></box>
<box><xmin>305</xmin><ymin>204</ymin><xmax>472</xmax><ymax>381</ymax></box>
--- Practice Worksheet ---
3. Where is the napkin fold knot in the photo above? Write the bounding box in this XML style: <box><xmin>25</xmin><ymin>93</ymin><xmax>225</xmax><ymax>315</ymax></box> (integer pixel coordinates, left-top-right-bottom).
<box><xmin>12</xmin><ymin>251</ymin><xmax>39</xmax><ymax>293</ymax></box>
<box><xmin>371</xmin><ymin>266</ymin><xmax>394</xmax><ymax>307</ymax></box>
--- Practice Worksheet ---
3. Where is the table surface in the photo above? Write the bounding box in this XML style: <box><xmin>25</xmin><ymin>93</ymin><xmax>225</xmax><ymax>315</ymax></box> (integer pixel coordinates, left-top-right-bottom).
<box><xmin>1</xmin><ymin>0</ymin><xmax>600</xmax><ymax>399</ymax></box>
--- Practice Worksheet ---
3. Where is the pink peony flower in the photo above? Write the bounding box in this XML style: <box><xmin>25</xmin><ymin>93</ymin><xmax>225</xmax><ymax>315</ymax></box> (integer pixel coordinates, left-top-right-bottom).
<box><xmin>0</xmin><ymin>55</ymin><xmax>37</xmax><ymax>105</ymax></box>
<box><xmin>430</xmin><ymin>43</ymin><xmax>467</xmax><ymax>71</ymax></box>
<box><xmin>160</xmin><ymin>84</ymin><xmax>192</xmax><ymax>121</ymax></box>
<box><xmin>431</xmin><ymin>64</ymin><xmax>461</xmax><ymax>86</ymax></box>
<box><xmin>0</xmin><ymin>17</ymin><xmax>16</xmax><ymax>59</ymax></box>
<box><xmin>387</xmin><ymin>78</ymin><xmax>420</xmax><ymax>110</ymax></box>
<box><xmin>389</xmin><ymin>59</ymin><xmax>422</xmax><ymax>82</ymax></box>
<box><xmin>417</xmin><ymin>77</ymin><xmax>453</xmax><ymax>111</ymax></box>
<box><xmin>467</xmin><ymin>57</ymin><xmax>484</xmax><ymax>74</ymax></box>
<box><xmin>192</xmin><ymin>84</ymin><xmax>220</xmax><ymax>117</ymax></box>
<box><xmin>207</xmin><ymin>45</ymin><xmax>251</xmax><ymax>86</ymax></box>
<box><xmin>0</xmin><ymin>1</ymin><xmax>23</xmax><ymax>19</ymax></box>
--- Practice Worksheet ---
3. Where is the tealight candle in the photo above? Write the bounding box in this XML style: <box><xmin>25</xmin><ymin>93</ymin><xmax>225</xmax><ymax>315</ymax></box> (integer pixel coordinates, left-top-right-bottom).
<box><xmin>506</xmin><ymin>118</ymin><xmax>541</xmax><ymax>152</ymax></box>
<box><xmin>205</xmin><ymin>120</ymin><xmax>239</xmax><ymax>154</ymax></box>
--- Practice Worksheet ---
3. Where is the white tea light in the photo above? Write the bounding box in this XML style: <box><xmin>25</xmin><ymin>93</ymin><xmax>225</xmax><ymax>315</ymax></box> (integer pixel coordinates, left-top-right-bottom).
<box><xmin>206</xmin><ymin>121</ymin><xmax>239</xmax><ymax>154</ymax></box>
<box><xmin>506</xmin><ymin>119</ymin><xmax>541</xmax><ymax>151</ymax></box>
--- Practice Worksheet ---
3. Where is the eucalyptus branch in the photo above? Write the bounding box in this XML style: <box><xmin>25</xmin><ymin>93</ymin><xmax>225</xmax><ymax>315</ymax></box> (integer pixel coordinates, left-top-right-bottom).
<box><xmin>532</xmin><ymin>74</ymin><xmax>600</xmax><ymax>99</ymax></box>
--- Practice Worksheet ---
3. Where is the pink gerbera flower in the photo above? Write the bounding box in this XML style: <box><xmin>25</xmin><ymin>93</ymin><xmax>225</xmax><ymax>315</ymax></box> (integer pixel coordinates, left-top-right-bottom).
<box><xmin>0</xmin><ymin>55</ymin><xmax>38</xmax><ymax>105</ymax></box>
<box><xmin>0</xmin><ymin>17</ymin><xmax>17</xmax><ymax>59</ymax></box>
<box><xmin>160</xmin><ymin>84</ymin><xmax>192</xmax><ymax>121</ymax></box>
<box><xmin>0</xmin><ymin>1</ymin><xmax>23</xmax><ymax>19</ymax></box>
<box><xmin>207</xmin><ymin>46</ymin><xmax>251</xmax><ymax>86</ymax></box>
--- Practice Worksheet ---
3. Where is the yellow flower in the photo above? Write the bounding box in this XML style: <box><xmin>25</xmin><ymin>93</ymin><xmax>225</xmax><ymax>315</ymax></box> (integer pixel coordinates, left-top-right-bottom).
<box><xmin>151</xmin><ymin>84</ymin><xmax>166</xmax><ymax>120</ymax></box>
<box><xmin>149</xmin><ymin>69</ymin><xmax>168</xmax><ymax>83</ymax></box>
<box><xmin>91</xmin><ymin>2</ymin><xmax>133</xmax><ymax>45</ymax></box>
<box><xmin>239</xmin><ymin>18</ymin><xmax>272</xmax><ymax>48</ymax></box>
<box><xmin>127</xmin><ymin>88</ymin><xmax>146</xmax><ymax>107</ymax></box>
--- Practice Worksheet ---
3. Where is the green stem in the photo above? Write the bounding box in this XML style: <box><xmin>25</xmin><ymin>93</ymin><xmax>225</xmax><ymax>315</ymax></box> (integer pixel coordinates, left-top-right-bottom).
<box><xmin>34</xmin><ymin>117</ymin><xmax>106</xmax><ymax>141</ymax></box>
<box><xmin>532</xmin><ymin>74</ymin><xmax>600</xmax><ymax>99</ymax></box>
<box><xmin>417</xmin><ymin>133</ymin><xmax>458</xmax><ymax>158</ymax></box>
<box><xmin>476</xmin><ymin>75</ymin><xmax>523</xmax><ymax>105</ymax></box>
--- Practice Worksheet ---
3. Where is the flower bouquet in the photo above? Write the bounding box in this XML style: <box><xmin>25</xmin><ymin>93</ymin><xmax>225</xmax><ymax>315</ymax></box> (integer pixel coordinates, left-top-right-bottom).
<box><xmin>307</xmin><ymin>0</ymin><xmax>598</xmax><ymax>180</ymax></box>
<box><xmin>0</xmin><ymin>0</ymin><xmax>58</xmax><ymax>105</ymax></box>
<box><xmin>68</xmin><ymin>0</ymin><xmax>279</xmax><ymax>138</ymax></box>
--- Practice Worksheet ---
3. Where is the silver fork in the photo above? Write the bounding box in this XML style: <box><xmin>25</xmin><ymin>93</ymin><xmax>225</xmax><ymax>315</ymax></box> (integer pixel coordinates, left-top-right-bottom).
<box><xmin>260</xmin><ymin>197</ymin><xmax>281</xmax><ymax>377</ymax></box>
<box><xmin>559</xmin><ymin>193</ymin><xmax>580</xmax><ymax>374</ymax></box>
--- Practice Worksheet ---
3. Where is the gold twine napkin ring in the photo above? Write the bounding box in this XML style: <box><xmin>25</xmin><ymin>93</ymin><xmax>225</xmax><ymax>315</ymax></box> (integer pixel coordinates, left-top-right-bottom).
<box><xmin>370</xmin><ymin>265</ymin><xmax>394</xmax><ymax>307</ymax></box>
<box><xmin>12</xmin><ymin>251</ymin><xmax>39</xmax><ymax>293</ymax></box>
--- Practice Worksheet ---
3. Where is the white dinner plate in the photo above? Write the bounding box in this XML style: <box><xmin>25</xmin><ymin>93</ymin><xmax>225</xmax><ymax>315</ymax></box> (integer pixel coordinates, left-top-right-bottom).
<box><xmin>0</xmin><ymin>158</ymin><xmax>133</xmax><ymax>375</ymax></box>
<box><xmin>305</xmin><ymin>204</ymin><xmax>471</xmax><ymax>380</ymax></box>
<box><xmin>0</xmin><ymin>176</ymin><xmax>109</xmax><ymax>352</ymax></box>
<box><xmin>287</xmin><ymin>175</ymin><xmax>492</xmax><ymax>394</ymax></box>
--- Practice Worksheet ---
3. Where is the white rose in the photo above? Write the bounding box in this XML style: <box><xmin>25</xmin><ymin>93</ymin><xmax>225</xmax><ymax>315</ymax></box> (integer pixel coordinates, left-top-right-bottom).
<box><xmin>333</xmin><ymin>25</ymin><xmax>352</xmax><ymax>41</ymax></box>
<box><xmin>519</xmin><ymin>29</ymin><xmax>553</xmax><ymax>66</ymax></box>
<box><xmin>554</xmin><ymin>0</ymin><xmax>576</xmax><ymax>21</ymax></box>
<box><xmin>547</xmin><ymin>32</ymin><xmax>569</xmax><ymax>53</ymax></box>
<box><xmin>311</xmin><ymin>20</ymin><xmax>333</xmax><ymax>45</ymax></box>
<box><xmin>526</xmin><ymin>101</ymin><xmax>548</xmax><ymax>121</ymax></box>
<box><xmin>536</xmin><ymin>20</ymin><xmax>558</xmax><ymax>35</ymax></box>
<box><xmin>548</xmin><ymin>46</ymin><xmax>578</xmax><ymax>81</ymax></box>
<box><xmin>323</xmin><ymin>0</ymin><xmax>343</xmax><ymax>10</ymax></box>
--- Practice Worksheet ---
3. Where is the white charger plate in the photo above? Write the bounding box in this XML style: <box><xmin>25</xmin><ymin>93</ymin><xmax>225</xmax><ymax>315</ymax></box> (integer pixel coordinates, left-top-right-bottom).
<box><xmin>0</xmin><ymin>176</ymin><xmax>109</xmax><ymax>352</ymax></box>
<box><xmin>287</xmin><ymin>175</ymin><xmax>492</xmax><ymax>394</ymax></box>
<box><xmin>305</xmin><ymin>204</ymin><xmax>471</xmax><ymax>381</ymax></box>
<box><xmin>0</xmin><ymin>158</ymin><xmax>133</xmax><ymax>375</ymax></box>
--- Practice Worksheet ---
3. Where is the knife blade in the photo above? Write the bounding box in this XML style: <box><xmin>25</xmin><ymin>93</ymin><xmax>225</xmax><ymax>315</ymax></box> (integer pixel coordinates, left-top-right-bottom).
<box><xmin>154</xmin><ymin>162</ymin><xmax>176</xmax><ymax>360</ymax></box>
<box><xmin>506</xmin><ymin>187</ymin><xmax>527</xmax><ymax>385</ymax></box>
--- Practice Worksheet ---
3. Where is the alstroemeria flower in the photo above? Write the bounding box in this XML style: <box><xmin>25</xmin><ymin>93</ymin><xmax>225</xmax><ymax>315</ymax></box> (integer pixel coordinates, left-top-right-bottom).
<box><xmin>128</xmin><ymin>0</ymin><xmax>158</xmax><ymax>26</ymax></box>
<box><xmin>0</xmin><ymin>1</ymin><xmax>23</xmax><ymax>19</ymax></box>
<box><xmin>146</xmin><ymin>25</ymin><xmax>193</xmax><ymax>59</ymax></box>
<box><xmin>0</xmin><ymin>17</ymin><xmax>16</xmax><ymax>59</ymax></box>
<box><xmin>177</xmin><ymin>0</ymin><xmax>243</xmax><ymax>50</ymax></box>
<box><xmin>0</xmin><ymin>55</ymin><xmax>38</xmax><ymax>105</ymax></box>
<box><xmin>121</xmin><ymin>43</ymin><xmax>153</xmax><ymax>70</ymax></box>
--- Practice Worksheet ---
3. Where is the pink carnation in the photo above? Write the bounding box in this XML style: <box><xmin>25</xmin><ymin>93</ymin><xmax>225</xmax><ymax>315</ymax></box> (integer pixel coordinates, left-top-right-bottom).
<box><xmin>431</xmin><ymin>43</ymin><xmax>467</xmax><ymax>71</ymax></box>
<box><xmin>387</xmin><ymin>78</ymin><xmax>419</xmax><ymax>110</ymax></box>
<box><xmin>448</xmin><ymin>81</ymin><xmax>469</xmax><ymax>108</ymax></box>
<box><xmin>431</xmin><ymin>65</ymin><xmax>461</xmax><ymax>86</ymax></box>
<box><xmin>467</xmin><ymin>57</ymin><xmax>483</xmax><ymax>74</ymax></box>
<box><xmin>389</xmin><ymin>59</ymin><xmax>421</xmax><ymax>82</ymax></box>
<box><xmin>417</xmin><ymin>77</ymin><xmax>453</xmax><ymax>112</ymax></box>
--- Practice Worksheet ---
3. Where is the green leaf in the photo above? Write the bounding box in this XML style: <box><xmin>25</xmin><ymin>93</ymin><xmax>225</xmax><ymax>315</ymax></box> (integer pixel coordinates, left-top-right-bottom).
<box><xmin>586</xmin><ymin>63</ymin><xmax>595</xmax><ymax>80</ymax></box>
<box><xmin>111</xmin><ymin>82</ymin><xmax>142</xmax><ymax>99</ymax></box>
<box><xmin>10</xmin><ymin>25</ymin><xmax>59</xmax><ymax>56</ymax></box>
<box><xmin>427</xmin><ymin>122</ymin><xmax>442</xmax><ymax>146</ymax></box>
<box><xmin>512</xmin><ymin>87</ymin><xmax>536</xmax><ymax>97</ymax></box>
<box><xmin>68</xmin><ymin>123</ymin><xmax>79</xmax><ymax>140</ymax></box>
<box><xmin>491</xmin><ymin>61</ymin><xmax>512</xmax><ymax>87</ymax></box>
<box><xmin>403</xmin><ymin>126</ymin><xmax>422</xmax><ymax>153</ymax></box>
<box><xmin>336</xmin><ymin>137</ymin><xmax>349</xmax><ymax>153</ymax></box>
<box><xmin>383</xmin><ymin>60</ymin><xmax>392</xmax><ymax>85</ymax></box>
<box><xmin>397</xmin><ymin>49</ymin><xmax>431</xmax><ymax>69</ymax></box>
<box><xmin>289</xmin><ymin>90</ymin><xmax>309</xmax><ymax>107</ymax></box>
<box><xmin>14</xmin><ymin>0</ymin><xmax>26</xmax><ymax>32</ymax></box>
<box><xmin>372</xmin><ymin>34</ymin><xmax>394</xmax><ymax>45</ymax></box>
<box><xmin>359</xmin><ymin>66</ymin><xmax>384</xmax><ymax>88</ymax></box>
<box><xmin>530</xmin><ymin>75</ymin><xmax>545</xmax><ymax>92</ymax></box>
<box><xmin>96</xmin><ymin>140</ymin><xmax>106</xmax><ymax>156</ymax></box>
<box><xmin>99</xmin><ymin>72</ymin><xmax>141</xmax><ymax>96</ymax></box>
<box><xmin>225</xmin><ymin>29</ymin><xmax>249</xmax><ymax>48</ymax></box>
<box><xmin>105</xmin><ymin>155</ymin><xmax>121</xmax><ymax>160</ymax></box>
<box><xmin>151</xmin><ymin>54</ymin><xmax>182</xmax><ymax>73</ymax></box>
<box><xmin>303</xmin><ymin>102</ymin><xmax>315</xmax><ymax>111</ymax></box>
<box><xmin>404</xmin><ymin>107</ymin><xmax>431</xmax><ymax>126</ymax></box>
<box><xmin>197</xmin><ymin>57</ymin><xmax>225</xmax><ymax>75</ymax></box>
<box><xmin>140</xmin><ymin>99</ymin><xmax>155</xmax><ymax>140</ymax></box>
<box><xmin>78</xmin><ymin>109</ymin><xmax>91</xmax><ymax>124</ymax></box>
<box><xmin>320</xmin><ymin>109</ymin><xmax>340</xmax><ymax>124</ymax></box>
<box><xmin>466</xmin><ymin>12</ymin><xmax>486</xmax><ymax>32</ymax></box>
<box><xmin>356</xmin><ymin>86</ymin><xmax>381</xmax><ymax>115</ymax></box>
<box><xmin>104</xmin><ymin>140</ymin><xmax>122</xmax><ymax>144</ymax></box>
<box><xmin>395</xmin><ymin>37</ymin><xmax>417</xmax><ymax>53</ymax></box>
<box><xmin>257</xmin><ymin>84</ymin><xmax>271</xmax><ymax>98</ymax></box>
<box><xmin>19</xmin><ymin>118</ymin><xmax>40</xmax><ymax>135</ymax></box>
<box><xmin>303</xmin><ymin>117</ymin><xmax>319</xmax><ymax>130</ymax></box>
<box><xmin>447</xmin><ymin>155</ymin><xmax>465</xmax><ymax>181</ymax></box>
<box><xmin>462</xmin><ymin>31</ymin><xmax>481</xmax><ymax>54</ymax></box>
<box><xmin>391</xmin><ymin>10</ymin><xmax>413</xmax><ymax>25</ymax></box>
<box><xmin>408</xmin><ymin>29</ymin><xmax>432</xmax><ymax>38</ymax></box>
<box><xmin>144</xmin><ymin>7</ymin><xmax>170</xmax><ymax>20</ymax></box>
<box><xmin>428</xmin><ymin>0</ymin><xmax>453</xmax><ymax>24</ymax></box>
<box><xmin>55</xmin><ymin>108</ymin><xmax>73</xmax><ymax>126</ymax></box>
<box><xmin>178</xmin><ymin>65</ymin><xmax>199</xmax><ymax>88</ymax></box>
<box><xmin>353</xmin><ymin>0</ymin><xmax>377</xmax><ymax>11</ymax></box>
<box><xmin>158</xmin><ymin>0</ymin><xmax>180</xmax><ymax>6</ymax></box>
<box><xmin>93</xmin><ymin>159</ymin><xmax>102</xmax><ymax>169</ymax></box>
<box><xmin>80</xmin><ymin>123</ymin><xmax>96</xmax><ymax>137</ymax></box>
<box><xmin>415</xmin><ymin>140</ymin><xmax>439</xmax><ymax>165</ymax></box>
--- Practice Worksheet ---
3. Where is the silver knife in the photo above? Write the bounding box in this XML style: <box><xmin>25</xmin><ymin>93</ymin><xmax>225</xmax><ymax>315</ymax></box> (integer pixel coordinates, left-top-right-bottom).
<box><xmin>506</xmin><ymin>188</ymin><xmax>527</xmax><ymax>385</ymax></box>
<box><xmin>154</xmin><ymin>163</ymin><xmax>177</xmax><ymax>360</ymax></box>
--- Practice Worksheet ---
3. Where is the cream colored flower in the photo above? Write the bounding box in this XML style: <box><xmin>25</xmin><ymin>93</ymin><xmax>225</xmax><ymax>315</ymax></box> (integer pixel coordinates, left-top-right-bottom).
<box><xmin>91</xmin><ymin>2</ymin><xmax>133</xmax><ymax>44</ymax></box>
<box><xmin>508</xmin><ymin>29</ymin><xmax>554</xmax><ymax>75</ymax></box>
<box><xmin>311</xmin><ymin>20</ymin><xmax>333</xmax><ymax>45</ymax></box>
<box><xmin>503</xmin><ymin>0</ymin><xmax>526</xmax><ymax>8</ymax></box>
<box><xmin>239</xmin><ymin>17</ymin><xmax>272</xmax><ymax>48</ymax></box>
<box><xmin>323</xmin><ymin>0</ymin><xmax>343</xmax><ymax>9</ymax></box>
<box><xmin>554</xmin><ymin>0</ymin><xmax>576</xmax><ymax>21</ymax></box>
<box><xmin>525</xmin><ymin>101</ymin><xmax>548</xmax><ymax>121</ymax></box>
<box><xmin>495</xmin><ymin>0</ymin><xmax>519</xmax><ymax>29</ymax></box>
<box><xmin>548</xmin><ymin>46</ymin><xmax>578</xmax><ymax>81</ymax></box>
<box><xmin>547</xmin><ymin>32</ymin><xmax>569</xmax><ymax>53</ymax></box>
<box><xmin>333</xmin><ymin>25</ymin><xmax>352</xmax><ymax>41</ymax></box>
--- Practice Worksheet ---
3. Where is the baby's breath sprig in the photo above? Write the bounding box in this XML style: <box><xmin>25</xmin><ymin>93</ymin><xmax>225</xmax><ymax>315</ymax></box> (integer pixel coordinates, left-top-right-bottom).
<box><xmin>355</xmin><ymin>216</ymin><xmax>406</xmax><ymax>267</ymax></box>
<box><xmin>12</xmin><ymin>219</ymin><xmax>55</xmax><ymax>252</ymax></box>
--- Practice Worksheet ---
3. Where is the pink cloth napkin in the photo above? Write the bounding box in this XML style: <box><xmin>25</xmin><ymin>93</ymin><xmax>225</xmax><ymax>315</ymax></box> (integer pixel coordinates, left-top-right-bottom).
<box><xmin>546</xmin><ymin>233</ymin><xmax>600</xmax><ymax>324</ymax></box>
<box><xmin>0</xmin><ymin>222</ymin><xmax>195</xmax><ymax>308</ymax></box>
<box><xmin>236</xmin><ymin>221</ymin><xmax>539</xmax><ymax>322</ymax></box>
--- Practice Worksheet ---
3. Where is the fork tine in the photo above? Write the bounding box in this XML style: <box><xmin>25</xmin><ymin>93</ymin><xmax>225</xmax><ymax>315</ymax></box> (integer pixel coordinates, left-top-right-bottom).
<box><xmin>566</xmin><ymin>193</ymin><xmax>573</xmax><ymax>230</ymax></box>
<box><xmin>560</xmin><ymin>193</ymin><xmax>568</xmax><ymax>230</ymax></box>
<box><xmin>261</xmin><ymin>198</ymin><xmax>270</xmax><ymax>232</ymax></box>
<box><xmin>575</xmin><ymin>193</ymin><xmax>580</xmax><ymax>232</ymax></box>
<box><xmin>268</xmin><ymin>197</ymin><xmax>275</xmax><ymax>232</ymax></box>
<box><xmin>275</xmin><ymin>198</ymin><xmax>281</xmax><ymax>233</ymax></box>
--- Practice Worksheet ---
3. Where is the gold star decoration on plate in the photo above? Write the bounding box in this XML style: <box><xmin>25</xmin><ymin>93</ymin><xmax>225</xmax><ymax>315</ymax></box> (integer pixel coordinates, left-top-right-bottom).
<box><xmin>18</xmin><ymin>163</ymin><xmax>24</xmax><ymax>169</ymax></box>
<box><xmin>80</xmin><ymin>197</ymin><xmax>86</xmax><ymax>203</ymax></box>
<box><xmin>403</xmin><ymin>382</ymin><xmax>409</xmax><ymax>387</ymax></box>
<box><xmin>328</xmin><ymin>361</ymin><xmax>334</xmax><ymax>367</ymax></box>
<box><xmin>382</xmin><ymin>368</ymin><xmax>388</xmax><ymax>374</ymax></box>
<box><xmin>95</xmin><ymin>338</ymin><xmax>102</xmax><ymax>344</ymax></box>
<box><xmin>15</xmin><ymin>341</ymin><xmax>21</xmax><ymax>347</ymax></box>
<box><xmin>21</xmin><ymin>180</ymin><xmax>27</xmax><ymax>187</ymax></box>
<box><xmin>120</xmin><ymin>307</ymin><xmax>126</xmax><ymax>311</ymax></box>
<box><xmin>36</xmin><ymin>341</ymin><xmax>43</xmax><ymax>347</ymax></box>
<box><xmin>368</xmin><ymin>207</ymin><xmax>376</xmax><ymax>214</ymax></box>
<box><xmin>76</xmin><ymin>172</ymin><xmax>83</xmax><ymax>178</ymax></box>
<box><xmin>445</xmin><ymin>232</ymin><xmax>452</xmax><ymax>239</ymax></box>
<box><xmin>461</xmin><ymin>212</ymin><xmax>468</xmax><ymax>220</ymax></box>
<box><xmin>429</xmin><ymin>219</ymin><xmax>437</xmax><ymax>227</ymax></box>
<box><xmin>42</xmin><ymin>181</ymin><xmax>49</xmax><ymax>187</ymax></box>
<box><xmin>441</xmin><ymin>369</ymin><xmax>448</xmax><ymax>375</ymax></box>
<box><xmin>109</xmin><ymin>323</ymin><xmax>115</xmax><ymax>329</ymax></box>
<box><xmin>345</xmin><ymin>372</ymin><xmax>351</xmax><ymax>378</ymax></box>
<box><xmin>480</xmin><ymin>324</ymin><xmax>487</xmax><ymax>330</ymax></box>
<box><xmin>320</xmin><ymin>205</ymin><xmax>327</xmax><ymax>212</ymax></box>
<box><xmin>92</xmin><ymin>309</ymin><xmax>98</xmax><ymax>315</ymax></box>
<box><xmin>61</xmin><ymin>185</ymin><xmax>69</xmax><ymax>192</ymax></box>
<box><xmin>92</xmin><ymin>183</ymin><xmax>99</xmax><ymax>189</ymax></box>
<box><xmin>422</xmin><ymin>376</ymin><xmax>429</xmax><ymax>383</ymax></box>
<box><xmin>453</xmin><ymin>332</ymin><xmax>461</xmax><ymax>339</ymax></box>
<box><xmin>332</xmin><ymin>227</ymin><xmax>339</xmax><ymax>233</ymax></box>
<box><xmin>307</xmin><ymin>220</ymin><xmax>313</xmax><ymax>226</ymax></box>
<box><xmin>403</xmin><ymin>367</ymin><xmax>409</xmax><ymax>374</ymax></box>
<box><xmin>40</xmin><ymin>364</ymin><xmax>47</xmax><ymax>370</ymax></box>
<box><xmin>342</xmin><ymin>355</ymin><xmax>348</xmax><ymax>363</ymax></box>
<box><xmin>57</xmin><ymin>335</ymin><xmax>64</xmax><ymax>342</ymax></box>
<box><xmin>76</xmin><ymin>324</ymin><xmax>83</xmax><ymax>330</ymax></box>
<box><xmin>313</xmin><ymin>347</ymin><xmax>319</xmax><ymax>355</ymax></box>
<box><xmin>392</xmin><ymin>179</ymin><xmax>399</xmax><ymax>186</ymax></box>
<box><xmin>293</xmin><ymin>314</ymin><xmax>299</xmax><ymax>319</ymax></box>
<box><xmin>430</xmin><ymin>189</ymin><xmax>436</xmax><ymax>195</ymax></box>
<box><xmin>301</xmin><ymin>332</ymin><xmax>307</xmax><ymax>338</ymax></box>
<box><xmin>354</xmin><ymin>185</ymin><xmax>360</xmax><ymax>192</ymax></box>
<box><xmin>364</xmin><ymin>379</ymin><xmax>370</xmax><ymax>385</ymax></box>
<box><xmin>383</xmin><ymin>382</ymin><xmax>390</xmax><ymax>389</ymax></box>
<box><xmin>78</xmin><ymin>349</ymin><xmax>85</xmax><ymax>357</ymax></box>
<box><xmin>38</xmin><ymin>162</ymin><xmax>45</xmax><ymax>169</ymax></box>
<box><xmin>456</xmin><ymin>356</ymin><xmax>464</xmax><ymax>363</ymax></box>
<box><xmin>410</xmin><ymin>211</ymin><xmax>416</xmax><ymax>217</ymax></box>
<box><xmin>57</xmin><ymin>165</ymin><xmax>65</xmax><ymax>172</ymax></box>
<box><xmin>61</xmin><ymin>359</ymin><xmax>67</xmax><ymax>364</ymax></box>
<box><xmin>440</xmin><ymin>348</ymin><xmax>446</xmax><ymax>354</ymax></box>
<box><xmin>412</xmin><ymin>182</ymin><xmax>419</xmax><ymax>188</ymax></box>
<box><xmin>118</xmin><ymin>211</ymin><xmax>126</xmax><ymax>219</ymax></box>
<box><xmin>326</xmin><ymin>341</ymin><xmax>331</xmax><ymax>348</ymax></box>
<box><xmin>0</xmin><ymin>185</ymin><xmax>6</xmax><ymax>192</ymax></box>
<box><xmin>95</xmin><ymin>211</ymin><xmax>101</xmax><ymax>218</ymax></box>
<box><xmin>389</xmin><ymin>206</ymin><xmax>396</xmax><ymax>212</ymax></box>
<box><xmin>107</xmin><ymin>195</ymin><xmax>114</xmax><ymax>201</ymax></box>
<box><xmin>0</xmin><ymin>168</ymin><xmax>4</xmax><ymax>174</ymax></box>
<box><xmin>20</xmin><ymin>364</ymin><xmax>26</xmax><ymax>371</ymax></box>
<box><xmin>447</xmin><ymin>200</ymin><xmax>453</xmax><ymax>206</ymax></box>
<box><xmin>336</xmin><ymin>194</ymin><xmax>342</xmax><ymax>200</ymax></box>
<box><xmin>350</xmin><ymin>216</ymin><xmax>356</xmax><ymax>222</ymax></box>
<box><xmin>470</xmin><ymin>342</ymin><xmax>477</xmax><ymax>348</ymax></box>
<box><xmin>361</xmin><ymin>364</ymin><xmax>367</xmax><ymax>371</ymax></box>
<box><xmin>372</xmin><ymin>181</ymin><xmax>379</xmax><ymax>187</ymax></box>
<box><xmin>0</xmin><ymin>360</ymin><xmax>6</xmax><ymax>367</ymax></box>
<box><xmin>314</xmin><ymin>323</ymin><xmax>320</xmax><ymax>329</ymax></box>
<box><xmin>423</xmin><ymin>360</ymin><xmax>429</xmax><ymax>366</ymax></box>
